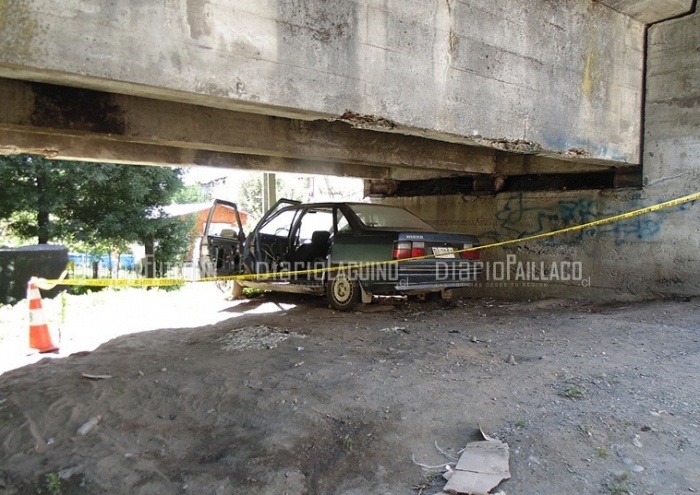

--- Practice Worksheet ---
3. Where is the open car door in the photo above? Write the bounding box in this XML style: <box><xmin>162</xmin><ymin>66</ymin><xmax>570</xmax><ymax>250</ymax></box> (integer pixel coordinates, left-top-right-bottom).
<box><xmin>242</xmin><ymin>198</ymin><xmax>301</xmax><ymax>274</ymax></box>
<box><xmin>199</xmin><ymin>200</ymin><xmax>245</xmax><ymax>280</ymax></box>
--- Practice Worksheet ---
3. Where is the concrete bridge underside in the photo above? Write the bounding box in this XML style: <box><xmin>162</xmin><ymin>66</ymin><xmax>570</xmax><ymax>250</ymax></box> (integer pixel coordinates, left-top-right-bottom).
<box><xmin>0</xmin><ymin>0</ymin><xmax>692</xmax><ymax>190</ymax></box>
<box><xmin>1</xmin><ymin>0</ymin><xmax>698</xmax><ymax>301</ymax></box>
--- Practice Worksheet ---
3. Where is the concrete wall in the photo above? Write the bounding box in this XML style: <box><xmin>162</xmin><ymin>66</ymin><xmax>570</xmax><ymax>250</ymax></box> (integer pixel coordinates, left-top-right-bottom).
<box><xmin>381</xmin><ymin>8</ymin><xmax>700</xmax><ymax>301</ymax></box>
<box><xmin>0</xmin><ymin>0</ymin><xmax>643</xmax><ymax>163</ymax></box>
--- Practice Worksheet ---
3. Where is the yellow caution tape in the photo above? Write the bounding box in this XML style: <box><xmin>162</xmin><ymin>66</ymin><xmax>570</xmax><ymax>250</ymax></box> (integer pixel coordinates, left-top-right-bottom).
<box><xmin>458</xmin><ymin>190</ymin><xmax>700</xmax><ymax>252</ymax></box>
<box><xmin>42</xmin><ymin>191</ymin><xmax>700</xmax><ymax>288</ymax></box>
<box><xmin>42</xmin><ymin>277</ymin><xmax>188</xmax><ymax>288</ymax></box>
<box><xmin>34</xmin><ymin>270</ymin><xmax>68</xmax><ymax>291</ymax></box>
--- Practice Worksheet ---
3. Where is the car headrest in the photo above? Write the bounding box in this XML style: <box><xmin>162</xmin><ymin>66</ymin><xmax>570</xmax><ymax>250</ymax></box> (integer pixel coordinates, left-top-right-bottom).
<box><xmin>311</xmin><ymin>230</ymin><xmax>331</xmax><ymax>244</ymax></box>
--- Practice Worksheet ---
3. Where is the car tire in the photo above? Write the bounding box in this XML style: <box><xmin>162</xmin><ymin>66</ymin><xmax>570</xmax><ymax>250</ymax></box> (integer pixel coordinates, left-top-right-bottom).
<box><xmin>326</xmin><ymin>272</ymin><xmax>360</xmax><ymax>311</ymax></box>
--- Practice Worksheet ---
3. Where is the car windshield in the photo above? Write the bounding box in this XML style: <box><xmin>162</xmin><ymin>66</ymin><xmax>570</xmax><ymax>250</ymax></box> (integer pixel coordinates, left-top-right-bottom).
<box><xmin>349</xmin><ymin>204</ymin><xmax>436</xmax><ymax>231</ymax></box>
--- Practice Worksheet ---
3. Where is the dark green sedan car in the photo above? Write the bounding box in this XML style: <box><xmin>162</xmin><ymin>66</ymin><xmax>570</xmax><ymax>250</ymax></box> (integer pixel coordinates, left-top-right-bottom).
<box><xmin>201</xmin><ymin>199</ymin><xmax>482</xmax><ymax>310</ymax></box>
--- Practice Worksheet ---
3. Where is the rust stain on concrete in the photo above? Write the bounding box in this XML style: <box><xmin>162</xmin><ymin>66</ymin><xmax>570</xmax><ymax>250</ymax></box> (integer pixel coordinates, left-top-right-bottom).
<box><xmin>337</xmin><ymin>110</ymin><xmax>397</xmax><ymax>130</ymax></box>
<box><xmin>29</xmin><ymin>83</ymin><xmax>126</xmax><ymax>135</ymax></box>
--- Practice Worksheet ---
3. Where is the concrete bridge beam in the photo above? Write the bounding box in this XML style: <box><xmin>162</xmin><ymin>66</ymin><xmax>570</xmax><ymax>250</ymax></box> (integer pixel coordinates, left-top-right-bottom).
<box><xmin>0</xmin><ymin>0</ymin><xmax>645</xmax><ymax>165</ymax></box>
<box><xmin>0</xmin><ymin>78</ymin><xmax>621</xmax><ymax>179</ymax></box>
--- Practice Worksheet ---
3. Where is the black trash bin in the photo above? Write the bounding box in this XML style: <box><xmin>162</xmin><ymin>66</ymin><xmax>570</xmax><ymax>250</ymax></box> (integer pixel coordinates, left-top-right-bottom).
<box><xmin>0</xmin><ymin>245</ymin><xmax>68</xmax><ymax>305</ymax></box>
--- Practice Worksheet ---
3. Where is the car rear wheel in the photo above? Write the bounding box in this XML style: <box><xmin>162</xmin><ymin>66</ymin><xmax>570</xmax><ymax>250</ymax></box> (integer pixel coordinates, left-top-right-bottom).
<box><xmin>326</xmin><ymin>272</ymin><xmax>360</xmax><ymax>311</ymax></box>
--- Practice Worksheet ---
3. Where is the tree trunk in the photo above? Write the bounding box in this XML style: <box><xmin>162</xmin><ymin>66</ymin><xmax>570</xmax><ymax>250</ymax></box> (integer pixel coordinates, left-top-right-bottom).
<box><xmin>144</xmin><ymin>234</ymin><xmax>155</xmax><ymax>279</ymax></box>
<box><xmin>35</xmin><ymin>171</ymin><xmax>50</xmax><ymax>244</ymax></box>
<box><xmin>37</xmin><ymin>210</ymin><xmax>50</xmax><ymax>244</ymax></box>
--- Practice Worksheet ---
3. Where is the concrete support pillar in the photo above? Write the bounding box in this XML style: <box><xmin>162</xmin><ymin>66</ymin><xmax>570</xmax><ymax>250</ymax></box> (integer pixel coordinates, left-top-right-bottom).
<box><xmin>262</xmin><ymin>173</ymin><xmax>276</xmax><ymax>211</ymax></box>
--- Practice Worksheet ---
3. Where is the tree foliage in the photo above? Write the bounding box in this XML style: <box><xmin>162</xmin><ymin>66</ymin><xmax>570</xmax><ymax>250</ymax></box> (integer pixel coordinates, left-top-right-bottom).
<box><xmin>236</xmin><ymin>174</ymin><xmax>266</xmax><ymax>220</ymax></box>
<box><xmin>152</xmin><ymin>214</ymin><xmax>198</xmax><ymax>275</ymax></box>
<box><xmin>172</xmin><ymin>183</ymin><xmax>211</xmax><ymax>204</ymax></box>
<box><xmin>236</xmin><ymin>174</ymin><xmax>312</xmax><ymax>222</ymax></box>
<box><xmin>0</xmin><ymin>155</ymin><xmax>193</xmax><ymax>271</ymax></box>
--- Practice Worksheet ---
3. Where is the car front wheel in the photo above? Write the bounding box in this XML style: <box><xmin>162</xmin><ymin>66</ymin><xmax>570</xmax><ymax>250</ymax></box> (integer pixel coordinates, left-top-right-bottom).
<box><xmin>326</xmin><ymin>272</ymin><xmax>360</xmax><ymax>311</ymax></box>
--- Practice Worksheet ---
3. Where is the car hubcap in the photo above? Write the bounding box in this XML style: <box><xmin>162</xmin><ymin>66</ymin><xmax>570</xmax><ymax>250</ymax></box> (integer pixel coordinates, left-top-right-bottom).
<box><xmin>333</xmin><ymin>275</ymin><xmax>351</xmax><ymax>302</ymax></box>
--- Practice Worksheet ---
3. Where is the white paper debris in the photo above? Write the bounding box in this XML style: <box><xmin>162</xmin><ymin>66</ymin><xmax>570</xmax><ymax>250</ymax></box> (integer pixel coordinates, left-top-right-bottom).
<box><xmin>442</xmin><ymin>427</ymin><xmax>510</xmax><ymax>495</ymax></box>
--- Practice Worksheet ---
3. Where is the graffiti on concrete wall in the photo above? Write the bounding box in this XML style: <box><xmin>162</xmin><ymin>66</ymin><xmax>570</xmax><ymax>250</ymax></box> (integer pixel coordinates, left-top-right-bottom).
<box><xmin>479</xmin><ymin>192</ymin><xmax>681</xmax><ymax>244</ymax></box>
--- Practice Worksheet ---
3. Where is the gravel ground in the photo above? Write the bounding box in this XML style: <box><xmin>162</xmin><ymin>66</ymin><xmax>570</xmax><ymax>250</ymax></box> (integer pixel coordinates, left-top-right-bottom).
<box><xmin>0</xmin><ymin>287</ymin><xmax>699</xmax><ymax>494</ymax></box>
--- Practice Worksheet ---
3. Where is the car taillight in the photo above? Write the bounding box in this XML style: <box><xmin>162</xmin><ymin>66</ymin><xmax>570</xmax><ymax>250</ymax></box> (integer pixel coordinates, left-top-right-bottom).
<box><xmin>393</xmin><ymin>241</ymin><xmax>412</xmax><ymax>259</ymax></box>
<box><xmin>461</xmin><ymin>244</ymin><xmax>480</xmax><ymax>260</ymax></box>
<box><xmin>393</xmin><ymin>241</ymin><xmax>427</xmax><ymax>260</ymax></box>
<box><xmin>411</xmin><ymin>242</ymin><xmax>425</xmax><ymax>258</ymax></box>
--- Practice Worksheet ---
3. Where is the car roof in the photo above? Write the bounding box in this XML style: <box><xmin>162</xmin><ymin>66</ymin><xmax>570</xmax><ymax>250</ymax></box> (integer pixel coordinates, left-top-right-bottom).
<box><xmin>285</xmin><ymin>202</ymin><xmax>403</xmax><ymax>209</ymax></box>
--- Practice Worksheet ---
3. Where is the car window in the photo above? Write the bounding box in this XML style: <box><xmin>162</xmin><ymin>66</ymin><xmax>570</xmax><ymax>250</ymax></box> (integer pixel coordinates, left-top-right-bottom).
<box><xmin>297</xmin><ymin>208</ymin><xmax>334</xmax><ymax>241</ymax></box>
<box><xmin>337</xmin><ymin>209</ymin><xmax>352</xmax><ymax>233</ymax></box>
<box><xmin>203</xmin><ymin>201</ymin><xmax>243</xmax><ymax>237</ymax></box>
<box><xmin>258</xmin><ymin>208</ymin><xmax>298</xmax><ymax>237</ymax></box>
<box><xmin>349</xmin><ymin>204</ymin><xmax>436</xmax><ymax>231</ymax></box>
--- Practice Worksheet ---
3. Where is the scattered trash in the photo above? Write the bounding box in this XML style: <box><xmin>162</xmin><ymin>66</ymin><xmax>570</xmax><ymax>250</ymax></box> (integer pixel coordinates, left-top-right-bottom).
<box><xmin>57</xmin><ymin>466</ymin><xmax>80</xmax><ymax>480</ymax></box>
<box><xmin>217</xmin><ymin>325</ymin><xmax>304</xmax><ymax>351</ymax></box>
<box><xmin>434</xmin><ymin>440</ymin><xmax>459</xmax><ymax>461</ymax></box>
<box><xmin>507</xmin><ymin>355</ymin><xmax>517</xmax><ymax>365</ymax></box>
<box><xmin>380</xmin><ymin>326</ymin><xmax>408</xmax><ymax>333</ymax></box>
<box><xmin>443</xmin><ymin>428</ymin><xmax>511</xmax><ymax>495</ymax></box>
<box><xmin>411</xmin><ymin>455</ymin><xmax>452</xmax><ymax>472</ymax></box>
<box><xmin>632</xmin><ymin>435</ymin><xmax>643</xmax><ymax>448</ymax></box>
<box><xmin>470</xmin><ymin>336</ymin><xmax>479</xmax><ymax>343</ymax></box>
<box><xmin>81</xmin><ymin>373</ymin><xmax>112</xmax><ymax>380</ymax></box>
<box><xmin>630</xmin><ymin>464</ymin><xmax>645</xmax><ymax>473</ymax></box>
<box><xmin>412</xmin><ymin>428</ymin><xmax>510</xmax><ymax>495</ymax></box>
<box><xmin>77</xmin><ymin>415</ymin><xmax>101</xmax><ymax>436</ymax></box>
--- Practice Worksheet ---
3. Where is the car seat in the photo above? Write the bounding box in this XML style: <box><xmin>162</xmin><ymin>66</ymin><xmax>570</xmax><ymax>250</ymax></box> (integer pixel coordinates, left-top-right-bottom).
<box><xmin>295</xmin><ymin>230</ymin><xmax>331</xmax><ymax>264</ymax></box>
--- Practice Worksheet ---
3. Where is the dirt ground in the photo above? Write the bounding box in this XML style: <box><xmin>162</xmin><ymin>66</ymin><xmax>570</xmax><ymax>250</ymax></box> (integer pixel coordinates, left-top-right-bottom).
<box><xmin>0</xmin><ymin>286</ymin><xmax>699</xmax><ymax>495</ymax></box>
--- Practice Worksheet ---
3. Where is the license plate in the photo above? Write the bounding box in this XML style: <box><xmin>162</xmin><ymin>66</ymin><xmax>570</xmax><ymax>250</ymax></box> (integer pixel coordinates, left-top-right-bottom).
<box><xmin>432</xmin><ymin>246</ymin><xmax>456</xmax><ymax>258</ymax></box>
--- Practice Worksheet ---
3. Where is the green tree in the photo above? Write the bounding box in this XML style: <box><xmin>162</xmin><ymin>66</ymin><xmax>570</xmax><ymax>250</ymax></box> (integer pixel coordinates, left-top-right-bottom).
<box><xmin>152</xmin><ymin>214</ymin><xmax>198</xmax><ymax>276</ymax></box>
<box><xmin>172</xmin><ymin>183</ymin><xmax>211</xmax><ymax>204</ymax></box>
<box><xmin>0</xmin><ymin>154</ymin><xmax>193</xmax><ymax>276</ymax></box>
<box><xmin>236</xmin><ymin>174</ymin><xmax>307</xmax><ymax>222</ymax></box>
<box><xmin>237</xmin><ymin>175</ymin><xmax>264</xmax><ymax>219</ymax></box>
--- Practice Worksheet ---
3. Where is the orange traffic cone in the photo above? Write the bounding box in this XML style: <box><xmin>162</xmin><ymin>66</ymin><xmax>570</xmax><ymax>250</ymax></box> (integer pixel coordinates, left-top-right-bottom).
<box><xmin>28</xmin><ymin>277</ymin><xmax>59</xmax><ymax>353</ymax></box>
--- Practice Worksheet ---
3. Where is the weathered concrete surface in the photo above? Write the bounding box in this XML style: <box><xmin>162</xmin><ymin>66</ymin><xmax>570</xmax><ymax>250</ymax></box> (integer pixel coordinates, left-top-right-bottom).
<box><xmin>381</xmin><ymin>7</ymin><xmax>700</xmax><ymax>301</ymax></box>
<box><xmin>597</xmin><ymin>0</ymin><xmax>695</xmax><ymax>23</ymax></box>
<box><xmin>644</xmin><ymin>9</ymin><xmax>700</xmax><ymax>185</ymax></box>
<box><xmin>0</xmin><ymin>0</ymin><xmax>644</xmax><ymax>164</ymax></box>
<box><xmin>0</xmin><ymin>78</ymin><xmax>493</xmax><ymax>177</ymax></box>
<box><xmin>0</xmin><ymin>77</ymin><xmax>622</xmax><ymax>179</ymax></box>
